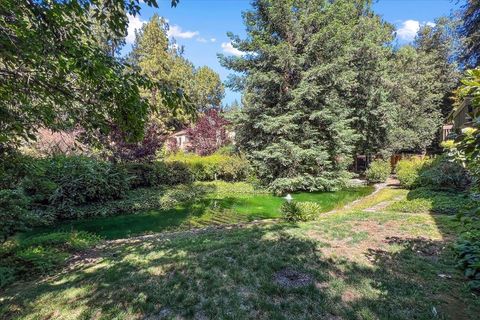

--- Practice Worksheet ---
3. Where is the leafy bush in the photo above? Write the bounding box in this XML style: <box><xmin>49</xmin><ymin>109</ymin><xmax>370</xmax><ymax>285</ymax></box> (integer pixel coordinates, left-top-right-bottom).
<box><xmin>296</xmin><ymin>202</ymin><xmax>323</xmax><ymax>221</ymax></box>
<box><xmin>269</xmin><ymin>173</ymin><xmax>349</xmax><ymax>195</ymax></box>
<box><xmin>418</xmin><ymin>156</ymin><xmax>470</xmax><ymax>191</ymax></box>
<box><xmin>165</xmin><ymin>152</ymin><xmax>250</xmax><ymax>182</ymax></box>
<box><xmin>456</xmin><ymin>233</ymin><xmax>480</xmax><ymax>292</ymax></box>
<box><xmin>365</xmin><ymin>159</ymin><xmax>391</xmax><ymax>183</ymax></box>
<box><xmin>281</xmin><ymin>201</ymin><xmax>302</xmax><ymax>222</ymax></box>
<box><xmin>281</xmin><ymin>201</ymin><xmax>322</xmax><ymax>222</ymax></box>
<box><xmin>396</xmin><ymin>157</ymin><xmax>431</xmax><ymax>189</ymax></box>
<box><xmin>22</xmin><ymin>155</ymin><xmax>130</xmax><ymax>211</ymax></box>
<box><xmin>0</xmin><ymin>189</ymin><xmax>37</xmax><ymax>242</ymax></box>
<box><xmin>0</xmin><ymin>151</ymin><xmax>36</xmax><ymax>189</ymax></box>
<box><xmin>122</xmin><ymin>161</ymin><xmax>193</xmax><ymax>188</ymax></box>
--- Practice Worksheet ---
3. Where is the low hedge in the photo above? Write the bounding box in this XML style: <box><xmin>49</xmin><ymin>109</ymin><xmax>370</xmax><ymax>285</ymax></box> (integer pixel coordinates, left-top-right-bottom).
<box><xmin>165</xmin><ymin>152</ymin><xmax>250</xmax><ymax>182</ymax></box>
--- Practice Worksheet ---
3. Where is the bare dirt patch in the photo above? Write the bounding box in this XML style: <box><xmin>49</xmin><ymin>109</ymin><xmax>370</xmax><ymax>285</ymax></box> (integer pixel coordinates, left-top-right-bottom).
<box><xmin>274</xmin><ymin>268</ymin><xmax>314</xmax><ymax>288</ymax></box>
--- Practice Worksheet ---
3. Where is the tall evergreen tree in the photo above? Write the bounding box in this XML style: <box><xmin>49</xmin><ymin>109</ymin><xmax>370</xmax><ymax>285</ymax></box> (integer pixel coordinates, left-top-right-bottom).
<box><xmin>220</xmin><ymin>0</ymin><xmax>391</xmax><ymax>193</ymax></box>
<box><xmin>459</xmin><ymin>0</ymin><xmax>480</xmax><ymax>67</ymax></box>
<box><xmin>388</xmin><ymin>46</ymin><xmax>445</xmax><ymax>153</ymax></box>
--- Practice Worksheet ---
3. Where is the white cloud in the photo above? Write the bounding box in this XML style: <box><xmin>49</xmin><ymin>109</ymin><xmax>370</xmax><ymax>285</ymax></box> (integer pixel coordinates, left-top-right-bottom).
<box><xmin>210</xmin><ymin>38</ymin><xmax>216</xmax><ymax>43</ymax></box>
<box><xmin>126</xmin><ymin>14</ymin><xmax>146</xmax><ymax>44</ymax></box>
<box><xmin>167</xmin><ymin>25</ymin><xmax>199</xmax><ymax>39</ymax></box>
<box><xmin>396</xmin><ymin>20</ymin><xmax>436</xmax><ymax>42</ymax></box>
<box><xmin>396</xmin><ymin>20</ymin><xmax>420</xmax><ymax>41</ymax></box>
<box><xmin>196</xmin><ymin>37</ymin><xmax>208</xmax><ymax>43</ymax></box>
<box><xmin>221</xmin><ymin>41</ymin><xmax>245</xmax><ymax>57</ymax></box>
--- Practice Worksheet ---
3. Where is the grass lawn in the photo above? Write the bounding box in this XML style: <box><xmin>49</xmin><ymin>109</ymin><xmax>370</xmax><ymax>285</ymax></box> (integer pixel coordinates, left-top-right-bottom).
<box><xmin>1</xmin><ymin>186</ymin><xmax>479</xmax><ymax>319</ymax></box>
<box><xmin>23</xmin><ymin>182</ymin><xmax>373</xmax><ymax>240</ymax></box>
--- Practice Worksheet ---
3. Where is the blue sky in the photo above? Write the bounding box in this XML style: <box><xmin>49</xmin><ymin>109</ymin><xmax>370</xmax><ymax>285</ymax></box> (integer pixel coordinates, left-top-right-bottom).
<box><xmin>124</xmin><ymin>0</ymin><xmax>463</xmax><ymax>105</ymax></box>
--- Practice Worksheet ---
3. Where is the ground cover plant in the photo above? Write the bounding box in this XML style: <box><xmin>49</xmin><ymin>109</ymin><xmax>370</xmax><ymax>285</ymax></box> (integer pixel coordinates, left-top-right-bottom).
<box><xmin>1</xmin><ymin>186</ymin><xmax>480</xmax><ymax>319</ymax></box>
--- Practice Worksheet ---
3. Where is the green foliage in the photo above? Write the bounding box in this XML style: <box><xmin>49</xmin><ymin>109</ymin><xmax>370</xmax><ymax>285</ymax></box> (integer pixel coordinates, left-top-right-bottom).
<box><xmin>269</xmin><ymin>174</ymin><xmax>350</xmax><ymax>195</ymax></box>
<box><xmin>280</xmin><ymin>201</ymin><xmax>324</xmax><ymax>222</ymax></box>
<box><xmin>459</xmin><ymin>0</ymin><xmax>480</xmax><ymax>66</ymax></box>
<box><xmin>281</xmin><ymin>201</ymin><xmax>322</xmax><ymax>222</ymax></box>
<box><xmin>0</xmin><ymin>189</ymin><xmax>36</xmax><ymax>242</ymax></box>
<box><xmin>0</xmin><ymin>0</ymin><xmax>186</xmax><ymax>148</ymax></box>
<box><xmin>0</xmin><ymin>151</ymin><xmax>37</xmax><ymax>189</ymax></box>
<box><xmin>0</xmin><ymin>231</ymin><xmax>100</xmax><ymax>286</ymax></box>
<box><xmin>365</xmin><ymin>159</ymin><xmax>391</xmax><ymax>183</ymax></box>
<box><xmin>396</xmin><ymin>157</ymin><xmax>431</xmax><ymax>189</ymax></box>
<box><xmin>129</xmin><ymin>14</ymin><xmax>222</xmax><ymax>129</ymax></box>
<box><xmin>296</xmin><ymin>202</ymin><xmax>323</xmax><ymax>221</ymax></box>
<box><xmin>388</xmin><ymin>188</ymin><xmax>475</xmax><ymax>215</ymax></box>
<box><xmin>418</xmin><ymin>157</ymin><xmax>470</xmax><ymax>191</ymax></box>
<box><xmin>281</xmin><ymin>201</ymin><xmax>302</xmax><ymax>222</ymax></box>
<box><xmin>445</xmin><ymin>68</ymin><xmax>480</xmax><ymax>192</ymax></box>
<box><xmin>14</xmin><ymin>246</ymin><xmax>69</xmax><ymax>274</ymax></box>
<box><xmin>456</xmin><ymin>235</ymin><xmax>480</xmax><ymax>292</ymax></box>
<box><xmin>23</xmin><ymin>156</ymin><xmax>130</xmax><ymax>212</ymax></box>
<box><xmin>221</xmin><ymin>0</ymin><xmax>388</xmax><ymax>191</ymax></box>
<box><xmin>122</xmin><ymin>161</ymin><xmax>193</xmax><ymax>188</ymax></box>
<box><xmin>389</xmin><ymin>46</ymin><xmax>446</xmax><ymax>152</ymax></box>
<box><xmin>59</xmin><ymin>187</ymin><xmax>167</xmax><ymax>219</ymax></box>
<box><xmin>0</xmin><ymin>266</ymin><xmax>15</xmax><ymax>288</ymax></box>
<box><xmin>166</xmin><ymin>152</ymin><xmax>250</xmax><ymax>182</ymax></box>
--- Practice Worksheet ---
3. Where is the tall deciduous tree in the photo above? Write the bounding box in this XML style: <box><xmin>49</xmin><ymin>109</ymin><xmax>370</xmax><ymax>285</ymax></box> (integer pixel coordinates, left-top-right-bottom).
<box><xmin>191</xmin><ymin>66</ymin><xmax>225</xmax><ymax>112</ymax></box>
<box><xmin>220</xmin><ymin>0</ymin><xmax>396</xmax><ymax>192</ymax></box>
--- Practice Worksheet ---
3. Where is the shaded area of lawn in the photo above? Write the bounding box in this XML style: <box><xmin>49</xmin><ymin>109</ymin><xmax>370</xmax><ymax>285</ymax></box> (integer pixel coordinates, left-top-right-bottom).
<box><xmin>23</xmin><ymin>184</ymin><xmax>373</xmax><ymax>240</ymax></box>
<box><xmin>1</xmin><ymin>213</ymin><xmax>479</xmax><ymax>320</ymax></box>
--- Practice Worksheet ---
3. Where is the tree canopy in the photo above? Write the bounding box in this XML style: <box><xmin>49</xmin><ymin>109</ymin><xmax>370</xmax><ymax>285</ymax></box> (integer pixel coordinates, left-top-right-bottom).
<box><xmin>0</xmin><ymin>0</ymin><xmax>184</xmax><ymax>149</ymax></box>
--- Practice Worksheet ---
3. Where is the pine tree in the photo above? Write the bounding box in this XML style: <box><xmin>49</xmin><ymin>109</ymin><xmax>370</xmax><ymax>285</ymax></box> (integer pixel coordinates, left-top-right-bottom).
<box><xmin>220</xmin><ymin>0</ymin><xmax>391</xmax><ymax>193</ymax></box>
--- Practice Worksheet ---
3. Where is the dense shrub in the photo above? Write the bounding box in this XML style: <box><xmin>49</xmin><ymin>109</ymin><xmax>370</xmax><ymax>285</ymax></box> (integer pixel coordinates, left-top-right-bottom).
<box><xmin>0</xmin><ymin>151</ymin><xmax>36</xmax><ymax>189</ymax></box>
<box><xmin>270</xmin><ymin>174</ymin><xmax>349</xmax><ymax>195</ymax></box>
<box><xmin>281</xmin><ymin>201</ymin><xmax>322</xmax><ymax>222</ymax></box>
<box><xmin>456</xmin><ymin>232</ymin><xmax>480</xmax><ymax>292</ymax></box>
<box><xmin>365</xmin><ymin>159</ymin><xmax>391</xmax><ymax>183</ymax></box>
<box><xmin>396</xmin><ymin>157</ymin><xmax>431</xmax><ymax>189</ymax></box>
<box><xmin>281</xmin><ymin>201</ymin><xmax>302</xmax><ymax>222</ymax></box>
<box><xmin>296</xmin><ymin>202</ymin><xmax>323</xmax><ymax>221</ymax></box>
<box><xmin>165</xmin><ymin>152</ymin><xmax>250</xmax><ymax>182</ymax></box>
<box><xmin>122</xmin><ymin>161</ymin><xmax>193</xmax><ymax>188</ymax></box>
<box><xmin>0</xmin><ymin>189</ymin><xmax>37</xmax><ymax>242</ymax></box>
<box><xmin>418</xmin><ymin>157</ymin><xmax>470</xmax><ymax>191</ymax></box>
<box><xmin>22</xmin><ymin>156</ymin><xmax>130</xmax><ymax>211</ymax></box>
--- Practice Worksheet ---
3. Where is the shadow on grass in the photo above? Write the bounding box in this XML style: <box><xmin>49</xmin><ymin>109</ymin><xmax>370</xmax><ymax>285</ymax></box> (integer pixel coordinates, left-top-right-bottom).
<box><xmin>1</xmin><ymin>223</ymin><xmax>478</xmax><ymax>319</ymax></box>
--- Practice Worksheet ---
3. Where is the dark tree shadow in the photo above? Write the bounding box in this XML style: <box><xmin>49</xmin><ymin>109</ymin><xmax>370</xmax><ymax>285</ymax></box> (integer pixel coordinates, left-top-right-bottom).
<box><xmin>1</xmin><ymin>222</ymin><xmax>479</xmax><ymax>320</ymax></box>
